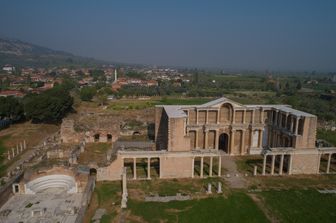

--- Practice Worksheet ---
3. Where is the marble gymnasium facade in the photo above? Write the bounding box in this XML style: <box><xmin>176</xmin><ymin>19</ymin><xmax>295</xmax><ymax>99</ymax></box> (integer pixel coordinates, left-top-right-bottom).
<box><xmin>97</xmin><ymin>97</ymin><xmax>335</xmax><ymax>181</ymax></box>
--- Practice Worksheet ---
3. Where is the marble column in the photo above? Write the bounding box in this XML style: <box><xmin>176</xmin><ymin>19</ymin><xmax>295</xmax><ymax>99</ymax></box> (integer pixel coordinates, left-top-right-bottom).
<box><xmin>253</xmin><ymin>165</ymin><xmax>258</xmax><ymax>176</ymax></box>
<box><xmin>215</xmin><ymin>130</ymin><xmax>219</xmax><ymax>150</ymax></box>
<box><xmin>288</xmin><ymin>155</ymin><xmax>293</xmax><ymax>175</ymax></box>
<box><xmin>204</xmin><ymin>130</ymin><xmax>208</xmax><ymax>149</ymax></box>
<box><xmin>295</xmin><ymin>117</ymin><xmax>300</xmax><ymax>135</ymax></box>
<box><xmin>147</xmin><ymin>157</ymin><xmax>151</xmax><ymax>179</ymax></box>
<box><xmin>159</xmin><ymin>157</ymin><xmax>163</xmax><ymax>178</ymax></box>
<box><xmin>252</xmin><ymin>110</ymin><xmax>255</xmax><ymax>124</ymax></box>
<box><xmin>326</xmin><ymin>153</ymin><xmax>332</xmax><ymax>174</ymax></box>
<box><xmin>241</xmin><ymin>130</ymin><xmax>245</xmax><ymax>155</ymax></box>
<box><xmin>316</xmin><ymin>153</ymin><xmax>321</xmax><ymax>174</ymax></box>
<box><xmin>271</xmin><ymin>155</ymin><xmax>275</xmax><ymax>175</ymax></box>
<box><xmin>279</xmin><ymin>113</ymin><xmax>283</xmax><ymax>128</ymax></box>
<box><xmin>133</xmin><ymin>158</ymin><xmax>137</xmax><ymax>179</ymax></box>
<box><xmin>258</xmin><ymin>129</ymin><xmax>263</xmax><ymax>148</ymax></box>
<box><xmin>191</xmin><ymin>157</ymin><xmax>195</xmax><ymax>178</ymax></box>
<box><xmin>230</xmin><ymin>130</ymin><xmax>235</xmax><ymax>154</ymax></box>
<box><xmin>279</xmin><ymin>154</ymin><xmax>284</xmax><ymax>175</ymax></box>
<box><xmin>262</xmin><ymin>155</ymin><xmax>267</xmax><ymax>175</ymax></box>
<box><xmin>218</xmin><ymin>156</ymin><xmax>222</xmax><ymax>176</ymax></box>
<box><xmin>209</xmin><ymin>157</ymin><xmax>213</xmax><ymax>177</ymax></box>
<box><xmin>250</xmin><ymin>129</ymin><xmax>253</xmax><ymax>148</ymax></box>
<box><xmin>285</xmin><ymin>113</ymin><xmax>289</xmax><ymax>129</ymax></box>
<box><xmin>195</xmin><ymin>130</ymin><xmax>199</xmax><ymax>149</ymax></box>
<box><xmin>200</xmin><ymin>157</ymin><xmax>204</xmax><ymax>178</ymax></box>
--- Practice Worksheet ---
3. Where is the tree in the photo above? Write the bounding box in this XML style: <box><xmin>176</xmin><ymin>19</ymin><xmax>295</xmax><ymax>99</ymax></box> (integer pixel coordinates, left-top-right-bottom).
<box><xmin>80</xmin><ymin>86</ymin><xmax>96</xmax><ymax>101</ymax></box>
<box><xmin>24</xmin><ymin>85</ymin><xmax>73</xmax><ymax>123</ymax></box>
<box><xmin>296</xmin><ymin>81</ymin><xmax>302</xmax><ymax>90</ymax></box>
<box><xmin>0</xmin><ymin>96</ymin><xmax>24</xmax><ymax>121</ymax></box>
<box><xmin>96</xmin><ymin>92</ymin><xmax>108</xmax><ymax>106</ymax></box>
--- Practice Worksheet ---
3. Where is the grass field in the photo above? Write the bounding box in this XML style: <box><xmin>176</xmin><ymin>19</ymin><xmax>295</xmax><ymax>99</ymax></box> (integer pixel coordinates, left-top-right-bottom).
<box><xmin>106</xmin><ymin>97</ymin><xmax>213</xmax><ymax>111</ymax></box>
<box><xmin>78</xmin><ymin>143</ymin><xmax>111</xmax><ymax>166</ymax></box>
<box><xmin>259</xmin><ymin>190</ymin><xmax>336</xmax><ymax>223</ymax></box>
<box><xmin>156</xmin><ymin>97</ymin><xmax>212</xmax><ymax>105</ymax></box>
<box><xmin>128</xmin><ymin>193</ymin><xmax>269</xmax><ymax>223</ymax></box>
<box><xmin>0</xmin><ymin>122</ymin><xmax>59</xmax><ymax>148</ymax></box>
<box><xmin>86</xmin><ymin>175</ymin><xmax>336</xmax><ymax>223</ymax></box>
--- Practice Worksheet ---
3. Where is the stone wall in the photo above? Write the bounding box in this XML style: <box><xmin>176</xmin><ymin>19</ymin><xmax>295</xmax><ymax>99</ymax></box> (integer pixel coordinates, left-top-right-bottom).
<box><xmin>60</xmin><ymin>119</ymin><xmax>81</xmax><ymax>143</ymax></box>
<box><xmin>155</xmin><ymin>107</ymin><xmax>168</xmax><ymax>150</ymax></box>
<box><xmin>168</xmin><ymin>117</ymin><xmax>190</xmax><ymax>152</ymax></box>
<box><xmin>97</xmin><ymin>155</ymin><xmax>124</xmax><ymax>181</ymax></box>
<box><xmin>295</xmin><ymin>116</ymin><xmax>317</xmax><ymax>149</ymax></box>
<box><xmin>291</xmin><ymin>152</ymin><xmax>320</xmax><ymax>174</ymax></box>
<box><xmin>160</xmin><ymin>156</ymin><xmax>193</xmax><ymax>178</ymax></box>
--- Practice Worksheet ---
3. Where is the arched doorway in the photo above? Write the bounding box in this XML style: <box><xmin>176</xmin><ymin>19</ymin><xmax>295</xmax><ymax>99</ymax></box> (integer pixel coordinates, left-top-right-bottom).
<box><xmin>89</xmin><ymin>168</ymin><xmax>97</xmax><ymax>176</ymax></box>
<box><xmin>94</xmin><ymin>134</ymin><xmax>100</xmax><ymax>142</ymax></box>
<box><xmin>219</xmin><ymin>133</ymin><xmax>229</xmax><ymax>153</ymax></box>
<box><xmin>107</xmin><ymin>134</ymin><xmax>112</xmax><ymax>142</ymax></box>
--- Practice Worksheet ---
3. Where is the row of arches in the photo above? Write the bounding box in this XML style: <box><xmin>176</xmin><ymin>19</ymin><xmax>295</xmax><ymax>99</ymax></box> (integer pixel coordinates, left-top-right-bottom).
<box><xmin>93</xmin><ymin>133</ymin><xmax>113</xmax><ymax>142</ymax></box>
<box><xmin>188</xmin><ymin>129</ymin><xmax>262</xmax><ymax>154</ymax></box>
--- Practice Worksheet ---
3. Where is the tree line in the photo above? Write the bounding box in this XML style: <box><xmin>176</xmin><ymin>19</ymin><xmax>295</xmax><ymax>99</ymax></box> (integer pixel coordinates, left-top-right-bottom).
<box><xmin>0</xmin><ymin>82</ymin><xmax>74</xmax><ymax>123</ymax></box>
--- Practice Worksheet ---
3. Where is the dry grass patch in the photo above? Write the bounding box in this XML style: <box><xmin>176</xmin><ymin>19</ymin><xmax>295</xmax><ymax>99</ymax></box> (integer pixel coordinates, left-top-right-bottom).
<box><xmin>0</xmin><ymin>122</ymin><xmax>59</xmax><ymax>148</ymax></box>
<box><xmin>78</xmin><ymin>143</ymin><xmax>111</xmax><ymax>166</ymax></box>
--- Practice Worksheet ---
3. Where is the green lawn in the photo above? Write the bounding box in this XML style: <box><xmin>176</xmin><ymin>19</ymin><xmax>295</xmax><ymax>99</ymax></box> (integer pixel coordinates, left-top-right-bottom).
<box><xmin>128</xmin><ymin>193</ymin><xmax>269</xmax><ymax>223</ymax></box>
<box><xmin>259</xmin><ymin>190</ymin><xmax>336</xmax><ymax>223</ymax></box>
<box><xmin>156</xmin><ymin>97</ymin><xmax>212</xmax><ymax>105</ymax></box>
<box><xmin>95</xmin><ymin>181</ymin><xmax>121</xmax><ymax>205</ymax></box>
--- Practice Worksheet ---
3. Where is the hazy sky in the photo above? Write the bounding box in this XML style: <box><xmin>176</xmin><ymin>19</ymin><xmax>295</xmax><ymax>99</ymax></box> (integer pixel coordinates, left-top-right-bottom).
<box><xmin>1</xmin><ymin>0</ymin><xmax>336</xmax><ymax>71</ymax></box>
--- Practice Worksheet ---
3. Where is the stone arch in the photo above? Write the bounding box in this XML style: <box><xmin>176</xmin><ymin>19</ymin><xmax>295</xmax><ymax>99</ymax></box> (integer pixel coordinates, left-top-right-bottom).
<box><xmin>219</xmin><ymin>103</ymin><xmax>233</xmax><ymax>124</ymax></box>
<box><xmin>94</xmin><ymin>133</ymin><xmax>100</xmax><ymax>142</ymax></box>
<box><xmin>219</xmin><ymin>133</ymin><xmax>229</xmax><ymax>153</ymax></box>
<box><xmin>107</xmin><ymin>134</ymin><xmax>112</xmax><ymax>142</ymax></box>
<box><xmin>90</xmin><ymin>168</ymin><xmax>97</xmax><ymax>175</ymax></box>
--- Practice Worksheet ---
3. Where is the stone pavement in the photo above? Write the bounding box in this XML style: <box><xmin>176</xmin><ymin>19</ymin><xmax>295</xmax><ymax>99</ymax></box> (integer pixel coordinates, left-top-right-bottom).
<box><xmin>92</xmin><ymin>208</ymin><xmax>106</xmax><ymax>223</ymax></box>
<box><xmin>221</xmin><ymin>155</ymin><xmax>247</xmax><ymax>189</ymax></box>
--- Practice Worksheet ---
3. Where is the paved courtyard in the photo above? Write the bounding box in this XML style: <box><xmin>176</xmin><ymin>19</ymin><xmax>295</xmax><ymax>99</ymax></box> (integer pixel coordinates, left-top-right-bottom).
<box><xmin>0</xmin><ymin>188</ymin><xmax>83</xmax><ymax>223</ymax></box>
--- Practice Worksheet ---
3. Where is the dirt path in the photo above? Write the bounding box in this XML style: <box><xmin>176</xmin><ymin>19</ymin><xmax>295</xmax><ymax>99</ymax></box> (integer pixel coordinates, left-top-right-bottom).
<box><xmin>221</xmin><ymin>155</ymin><xmax>247</xmax><ymax>189</ymax></box>
<box><xmin>248</xmin><ymin>193</ymin><xmax>280</xmax><ymax>223</ymax></box>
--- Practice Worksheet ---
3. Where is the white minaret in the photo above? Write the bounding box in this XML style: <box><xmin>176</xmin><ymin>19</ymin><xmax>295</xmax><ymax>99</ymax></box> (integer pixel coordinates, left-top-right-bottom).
<box><xmin>114</xmin><ymin>69</ymin><xmax>118</xmax><ymax>83</ymax></box>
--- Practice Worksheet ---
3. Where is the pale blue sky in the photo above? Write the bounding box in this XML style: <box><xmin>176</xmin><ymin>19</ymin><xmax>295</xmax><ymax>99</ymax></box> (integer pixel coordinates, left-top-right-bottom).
<box><xmin>0</xmin><ymin>0</ymin><xmax>335</xmax><ymax>71</ymax></box>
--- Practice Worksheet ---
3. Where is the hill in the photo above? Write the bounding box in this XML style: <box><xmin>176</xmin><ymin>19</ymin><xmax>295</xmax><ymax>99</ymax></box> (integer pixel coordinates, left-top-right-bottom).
<box><xmin>0</xmin><ymin>38</ymin><xmax>106</xmax><ymax>67</ymax></box>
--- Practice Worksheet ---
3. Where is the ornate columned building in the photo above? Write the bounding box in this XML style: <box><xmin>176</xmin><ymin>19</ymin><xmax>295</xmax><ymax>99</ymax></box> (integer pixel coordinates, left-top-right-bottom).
<box><xmin>97</xmin><ymin>97</ymin><xmax>335</xmax><ymax>181</ymax></box>
<box><xmin>155</xmin><ymin>97</ymin><xmax>317</xmax><ymax>155</ymax></box>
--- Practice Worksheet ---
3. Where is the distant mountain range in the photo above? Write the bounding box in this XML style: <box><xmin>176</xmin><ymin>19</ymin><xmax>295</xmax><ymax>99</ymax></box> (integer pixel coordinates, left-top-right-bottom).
<box><xmin>0</xmin><ymin>38</ymin><xmax>107</xmax><ymax>67</ymax></box>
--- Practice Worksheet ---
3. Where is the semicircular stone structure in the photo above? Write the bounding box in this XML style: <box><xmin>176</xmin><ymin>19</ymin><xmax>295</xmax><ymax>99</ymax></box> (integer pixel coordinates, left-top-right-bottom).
<box><xmin>25</xmin><ymin>174</ymin><xmax>77</xmax><ymax>194</ymax></box>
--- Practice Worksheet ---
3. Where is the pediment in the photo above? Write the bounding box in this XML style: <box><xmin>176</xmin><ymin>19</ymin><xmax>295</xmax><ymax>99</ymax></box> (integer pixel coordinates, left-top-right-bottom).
<box><xmin>200</xmin><ymin>97</ymin><xmax>244</xmax><ymax>108</ymax></box>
